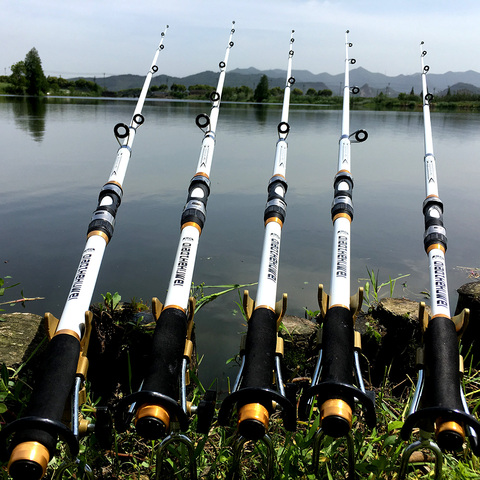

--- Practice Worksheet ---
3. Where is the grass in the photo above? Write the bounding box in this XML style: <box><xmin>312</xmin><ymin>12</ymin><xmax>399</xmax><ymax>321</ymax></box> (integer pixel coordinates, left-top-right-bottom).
<box><xmin>0</xmin><ymin>282</ymin><xmax>479</xmax><ymax>479</ymax></box>
<box><xmin>2</xmin><ymin>366</ymin><xmax>476</xmax><ymax>479</ymax></box>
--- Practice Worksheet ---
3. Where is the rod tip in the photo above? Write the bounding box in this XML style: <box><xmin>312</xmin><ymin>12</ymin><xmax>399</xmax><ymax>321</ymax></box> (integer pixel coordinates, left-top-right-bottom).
<box><xmin>420</xmin><ymin>40</ymin><xmax>424</xmax><ymax>44</ymax></box>
<box><xmin>346</xmin><ymin>29</ymin><xmax>350</xmax><ymax>33</ymax></box>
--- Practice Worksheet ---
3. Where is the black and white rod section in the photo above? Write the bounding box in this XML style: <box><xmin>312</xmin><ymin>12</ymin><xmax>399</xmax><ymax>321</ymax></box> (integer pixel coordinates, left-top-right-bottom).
<box><xmin>217</xmin><ymin>31</ymin><xmax>296</xmax><ymax>477</ymax></box>
<box><xmin>298</xmin><ymin>30</ymin><xmax>375</xmax><ymax>477</ymax></box>
<box><xmin>114</xmin><ymin>22</ymin><xmax>235</xmax><ymax>478</ymax></box>
<box><xmin>398</xmin><ymin>42</ymin><xmax>480</xmax><ymax>479</ymax></box>
<box><xmin>0</xmin><ymin>26</ymin><xmax>169</xmax><ymax>480</ymax></box>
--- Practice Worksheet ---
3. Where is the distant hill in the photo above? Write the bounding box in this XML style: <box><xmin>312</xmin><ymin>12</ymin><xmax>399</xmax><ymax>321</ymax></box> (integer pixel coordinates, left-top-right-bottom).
<box><xmin>438</xmin><ymin>82</ymin><xmax>480</xmax><ymax>96</ymax></box>
<box><xmin>78</xmin><ymin>67</ymin><xmax>480</xmax><ymax>95</ymax></box>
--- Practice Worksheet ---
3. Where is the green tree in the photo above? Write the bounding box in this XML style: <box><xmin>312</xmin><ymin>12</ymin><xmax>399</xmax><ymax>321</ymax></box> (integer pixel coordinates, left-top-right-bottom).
<box><xmin>317</xmin><ymin>89</ymin><xmax>333</xmax><ymax>97</ymax></box>
<box><xmin>235</xmin><ymin>85</ymin><xmax>253</xmax><ymax>101</ymax></box>
<box><xmin>8</xmin><ymin>61</ymin><xmax>26</xmax><ymax>94</ymax></box>
<box><xmin>306</xmin><ymin>87</ymin><xmax>317</xmax><ymax>96</ymax></box>
<box><xmin>269</xmin><ymin>86</ymin><xmax>283</xmax><ymax>96</ymax></box>
<box><xmin>254</xmin><ymin>75</ymin><xmax>269</xmax><ymax>102</ymax></box>
<box><xmin>170</xmin><ymin>83</ymin><xmax>187</xmax><ymax>98</ymax></box>
<box><xmin>24</xmin><ymin>47</ymin><xmax>46</xmax><ymax>95</ymax></box>
<box><xmin>74</xmin><ymin>78</ymin><xmax>88</xmax><ymax>90</ymax></box>
<box><xmin>170</xmin><ymin>83</ymin><xmax>186</xmax><ymax>92</ymax></box>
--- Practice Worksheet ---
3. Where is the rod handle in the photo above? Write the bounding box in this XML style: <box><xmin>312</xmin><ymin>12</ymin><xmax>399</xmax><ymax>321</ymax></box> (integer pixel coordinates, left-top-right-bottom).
<box><xmin>240</xmin><ymin>307</ymin><xmax>278</xmax><ymax>390</ymax></box>
<box><xmin>133</xmin><ymin>305</ymin><xmax>188</xmax><ymax>438</ymax></box>
<box><xmin>424</xmin><ymin>316</ymin><xmax>467</xmax><ymax>451</ymax></box>
<box><xmin>1</xmin><ymin>333</ymin><xmax>80</xmax><ymax>480</ymax></box>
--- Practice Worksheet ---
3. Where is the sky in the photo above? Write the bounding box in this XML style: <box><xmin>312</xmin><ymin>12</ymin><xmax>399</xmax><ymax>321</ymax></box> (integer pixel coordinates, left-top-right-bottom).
<box><xmin>2</xmin><ymin>1</ymin><xmax>480</xmax><ymax>80</ymax></box>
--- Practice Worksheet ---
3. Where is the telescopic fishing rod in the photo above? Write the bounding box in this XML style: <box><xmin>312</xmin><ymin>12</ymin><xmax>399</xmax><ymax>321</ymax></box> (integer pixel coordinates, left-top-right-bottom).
<box><xmin>217</xmin><ymin>31</ymin><xmax>297</xmax><ymax>478</ymax></box>
<box><xmin>114</xmin><ymin>22</ymin><xmax>235</xmax><ymax>479</ymax></box>
<box><xmin>298</xmin><ymin>30</ymin><xmax>375</xmax><ymax>477</ymax></box>
<box><xmin>398</xmin><ymin>42</ymin><xmax>480</xmax><ymax>480</ymax></box>
<box><xmin>0</xmin><ymin>26</ymin><xmax>169</xmax><ymax>480</ymax></box>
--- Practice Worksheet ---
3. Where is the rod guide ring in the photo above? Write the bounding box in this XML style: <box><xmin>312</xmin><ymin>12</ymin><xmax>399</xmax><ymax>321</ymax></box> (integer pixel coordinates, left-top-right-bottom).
<box><xmin>219</xmin><ymin>61</ymin><xmax>226</xmax><ymax>69</ymax></box>
<box><xmin>288</xmin><ymin>76</ymin><xmax>295</xmax><ymax>85</ymax></box>
<box><xmin>160</xmin><ymin>44</ymin><xmax>164</xmax><ymax>50</ymax></box>
<box><xmin>351</xmin><ymin>129</ymin><xmax>368</xmax><ymax>143</ymax></box>
<box><xmin>350</xmin><ymin>58</ymin><xmax>356</xmax><ymax>64</ymax></box>
<box><xmin>289</xmin><ymin>50</ymin><xmax>294</xmax><ymax>56</ymax></box>
<box><xmin>351</xmin><ymin>86</ymin><xmax>360</xmax><ymax>94</ymax></box>
<box><xmin>277</xmin><ymin>121</ymin><xmax>290</xmax><ymax>135</ymax></box>
<box><xmin>133</xmin><ymin>113</ymin><xmax>145</xmax><ymax>125</ymax></box>
<box><xmin>195</xmin><ymin>113</ymin><xmax>210</xmax><ymax>130</ymax></box>
<box><xmin>425</xmin><ymin>93</ymin><xmax>434</xmax><ymax>102</ymax></box>
<box><xmin>229</xmin><ymin>41</ymin><xmax>234</xmax><ymax>47</ymax></box>
<box><xmin>210</xmin><ymin>91</ymin><xmax>220</xmax><ymax>102</ymax></box>
<box><xmin>424</xmin><ymin>65</ymin><xmax>430</xmax><ymax>73</ymax></box>
<box><xmin>114</xmin><ymin>123</ymin><xmax>129</xmax><ymax>139</ymax></box>
<box><xmin>152</xmin><ymin>65</ymin><xmax>158</xmax><ymax>73</ymax></box>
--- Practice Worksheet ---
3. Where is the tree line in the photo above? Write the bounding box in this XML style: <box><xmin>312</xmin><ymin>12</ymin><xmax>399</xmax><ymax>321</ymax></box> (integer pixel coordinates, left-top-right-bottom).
<box><xmin>3</xmin><ymin>49</ymin><xmax>480</xmax><ymax>111</ymax></box>
<box><xmin>1</xmin><ymin>49</ymin><xmax>333</xmax><ymax>102</ymax></box>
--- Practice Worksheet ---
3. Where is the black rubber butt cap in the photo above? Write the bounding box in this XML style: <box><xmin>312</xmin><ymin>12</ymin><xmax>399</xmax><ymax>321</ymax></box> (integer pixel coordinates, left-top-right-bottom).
<box><xmin>322</xmin><ymin>415</ymin><xmax>351</xmax><ymax>439</ymax></box>
<box><xmin>9</xmin><ymin>460</ymin><xmax>43</xmax><ymax>480</ymax></box>
<box><xmin>135</xmin><ymin>417</ymin><xmax>166</xmax><ymax>440</ymax></box>
<box><xmin>238</xmin><ymin>419</ymin><xmax>266</xmax><ymax>442</ymax></box>
<box><xmin>437</xmin><ymin>430</ymin><xmax>464</xmax><ymax>453</ymax></box>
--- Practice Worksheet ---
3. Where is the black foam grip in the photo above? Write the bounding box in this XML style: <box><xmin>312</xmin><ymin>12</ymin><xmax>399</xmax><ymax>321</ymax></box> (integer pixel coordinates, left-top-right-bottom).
<box><xmin>321</xmin><ymin>306</ymin><xmax>354</xmax><ymax>387</ymax></box>
<box><xmin>11</xmin><ymin>334</ymin><xmax>80</xmax><ymax>455</ymax></box>
<box><xmin>241</xmin><ymin>307</ymin><xmax>277</xmax><ymax>391</ymax></box>
<box><xmin>423</xmin><ymin>317</ymin><xmax>463</xmax><ymax>410</ymax></box>
<box><xmin>142</xmin><ymin>307</ymin><xmax>188</xmax><ymax>400</ymax></box>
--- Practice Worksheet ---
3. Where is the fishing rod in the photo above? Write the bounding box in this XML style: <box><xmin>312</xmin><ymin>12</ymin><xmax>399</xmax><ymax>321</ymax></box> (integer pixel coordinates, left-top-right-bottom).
<box><xmin>297</xmin><ymin>30</ymin><xmax>375</xmax><ymax>477</ymax></box>
<box><xmin>114</xmin><ymin>22</ymin><xmax>235</xmax><ymax>479</ymax></box>
<box><xmin>398</xmin><ymin>42</ymin><xmax>480</xmax><ymax>480</ymax></box>
<box><xmin>217</xmin><ymin>31</ymin><xmax>297</xmax><ymax>478</ymax></box>
<box><xmin>0</xmin><ymin>26</ymin><xmax>169</xmax><ymax>480</ymax></box>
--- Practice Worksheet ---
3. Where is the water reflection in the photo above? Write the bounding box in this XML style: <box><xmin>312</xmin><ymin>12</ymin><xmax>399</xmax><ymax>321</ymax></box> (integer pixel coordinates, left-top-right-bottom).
<box><xmin>8</xmin><ymin>97</ymin><xmax>47</xmax><ymax>142</ymax></box>
<box><xmin>1</xmin><ymin>97</ymin><xmax>479</xmax><ymax>387</ymax></box>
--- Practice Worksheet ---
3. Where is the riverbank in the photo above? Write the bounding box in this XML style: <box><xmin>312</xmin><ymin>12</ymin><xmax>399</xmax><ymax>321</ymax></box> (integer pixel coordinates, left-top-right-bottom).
<box><xmin>2</xmin><ymin>87</ymin><xmax>480</xmax><ymax>112</ymax></box>
<box><xmin>1</xmin><ymin>282</ymin><xmax>479</xmax><ymax>479</ymax></box>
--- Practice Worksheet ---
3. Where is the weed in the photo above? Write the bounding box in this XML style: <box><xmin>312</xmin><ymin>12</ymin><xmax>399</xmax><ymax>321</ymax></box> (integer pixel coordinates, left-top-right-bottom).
<box><xmin>360</xmin><ymin>267</ymin><xmax>410</xmax><ymax>307</ymax></box>
<box><xmin>191</xmin><ymin>282</ymin><xmax>256</xmax><ymax>314</ymax></box>
<box><xmin>0</xmin><ymin>276</ymin><xmax>43</xmax><ymax>320</ymax></box>
<box><xmin>100</xmin><ymin>291</ymin><xmax>122</xmax><ymax>315</ymax></box>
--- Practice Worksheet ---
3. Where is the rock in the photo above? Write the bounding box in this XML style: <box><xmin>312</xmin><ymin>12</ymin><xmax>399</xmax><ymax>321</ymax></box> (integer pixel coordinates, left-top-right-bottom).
<box><xmin>0</xmin><ymin>312</ymin><xmax>46</xmax><ymax>369</ymax></box>
<box><xmin>280</xmin><ymin>301</ymin><xmax>426</xmax><ymax>390</ymax></box>
<box><xmin>357</xmin><ymin>298</ymin><xmax>426</xmax><ymax>388</ymax></box>
<box><xmin>279</xmin><ymin>315</ymin><xmax>319</xmax><ymax>382</ymax></box>
<box><xmin>455</xmin><ymin>281</ymin><xmax>480</xmax><ymax>364</ymax></box>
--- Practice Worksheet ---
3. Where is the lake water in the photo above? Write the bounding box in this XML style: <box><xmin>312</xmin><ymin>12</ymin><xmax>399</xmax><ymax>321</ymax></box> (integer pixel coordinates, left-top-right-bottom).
<box><xmin>1</xmin><ymin>96</ymin><xmax>480</xmax><ymax>388</ymax></box>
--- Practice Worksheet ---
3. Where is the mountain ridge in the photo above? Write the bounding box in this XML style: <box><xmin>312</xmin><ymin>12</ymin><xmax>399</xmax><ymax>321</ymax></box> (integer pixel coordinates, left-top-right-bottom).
<box><xmin>81</xmin><ymin>67</ymin><xmax>480</xmax><ymax>94</ymax></box>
